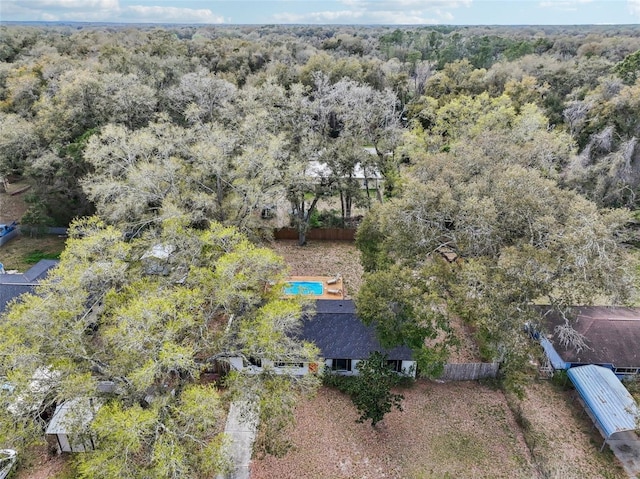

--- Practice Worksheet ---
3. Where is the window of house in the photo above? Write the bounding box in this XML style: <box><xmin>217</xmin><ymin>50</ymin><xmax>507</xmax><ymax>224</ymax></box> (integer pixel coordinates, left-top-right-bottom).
<box><xmin>387</xmin><ymin>360</ymin><xmax>403</xmax><ymax>373</ymax></box>
<box><xmin>331</xmin><ymin>358</ymin><xmax>352</xmax><ymax>371</ymax></box>
<box><xmin>248</xmin><ymin>357</ymin><xmax>262</xmax><ymax>368</ymax></box>
<box><xmin>274</xmin><ymin>362</ymin><xmax>303</xmax><ymax>368</ymax></box>
<box><xmin>614</xmin><ymin>367</ymin><xmax>639</xmax><ymax>375</ymax></box>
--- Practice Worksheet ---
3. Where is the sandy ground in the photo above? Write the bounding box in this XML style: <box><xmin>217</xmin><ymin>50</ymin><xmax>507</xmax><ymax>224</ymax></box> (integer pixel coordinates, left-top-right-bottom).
<box><xmin>252</xmin><ymin>380</ymin><xmax>628</xmax><ymax>479</ymax></box>
<box><xmin>513</xmin><ymin>380</ymin><xmax>627</xmax><ymax>479</ymax></box>
<box><xmin>269</xmin><ymin>240</ymin><xmax>364</xmax><ymax>299</ymax></box>
<box><xmin>0</xmin><ymin>188</ymin><xmax>29</xmax><ymax>224</ymax></box>
<box><xmin>251</xmin><ymin>381</ymin><xmax>535</xmax><ymax>479</ymax></box>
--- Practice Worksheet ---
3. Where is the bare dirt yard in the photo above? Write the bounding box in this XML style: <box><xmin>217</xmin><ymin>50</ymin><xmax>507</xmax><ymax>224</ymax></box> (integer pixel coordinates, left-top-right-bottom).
<box><xmin>252</xmin><ymin>381</ymin><xmax>535</xmax><ymax>479</ymax></box>
<box><xmin>252</xmin><ymin>379</ymin><xmax>627</xmax><ymax>479</ymax></box>
<box><xmin>512</xmin><ymin>380</ymin><xmax>627</xmax><ymax>479</ymax></box>
<box><xmin>0</xmin><ymin>181</ymin><xmax>30</xmax><ymax>224</ymax></box>
<box><xmin>13</xmin><ymin>446</ymin><xmax>69</xmax><ymax>479</ymax></box>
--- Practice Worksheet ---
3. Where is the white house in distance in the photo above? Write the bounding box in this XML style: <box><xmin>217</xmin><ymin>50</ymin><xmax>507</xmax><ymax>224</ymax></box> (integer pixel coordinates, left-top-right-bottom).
<box><xmin>227</xmin><ymin>300</ymin><xmax>417</xmax><ymax>378</ymax></box>
<box><xmin>305</xmin><ymin>147</ymin><xmax>385</xmax><ymax>190</ymax></box>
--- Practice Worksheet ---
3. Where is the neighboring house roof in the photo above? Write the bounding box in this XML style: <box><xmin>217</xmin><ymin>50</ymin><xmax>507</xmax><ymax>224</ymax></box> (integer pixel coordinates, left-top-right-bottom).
<box><xmin>567</xmin><ymin>365</ymin><xmax>639</xmax><ymax>439</ymax></box>
<box><xmin>540</xmin><ymin>306</ymin><xmax>640</xmax><ymax>368</ymax></box>
<box><xmin>0</xmin><ymin>260</ymin><xmax>58</xmax><ymax>315</ymax></box>
<box><xmin>300</xmin><ymin>299</ymin><xmax>413</xmax><ymax>361</ymax></box>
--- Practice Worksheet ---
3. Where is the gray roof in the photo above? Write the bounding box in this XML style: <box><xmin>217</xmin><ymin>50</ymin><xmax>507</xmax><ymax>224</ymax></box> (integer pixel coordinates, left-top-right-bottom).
<box><xmin>46</xmin><ymin>397</ymin><xmax>99</xmax><ymax>435</ymax></box>
<box><xmin>301</xmin><ymin>300</ymin><xmax>413</xmax><ymax>361</ymax></box>
<box><xmin>540</xmin><ymin>306</ymin><xmax>640</xmax><ymax>368</ymax></box>
<box><xmin>0</xmin><ymin>260</ymin><xmax>58</xmax><ymax>315</ymax></box>
<box><xmin>0</xmin><ymin>284</ymin><xmax>33</xmax><ymax>315</ymax></box>
<box><xmin>23</xmin><ymin>259</ymin><xmax>59</xmax><ymax>281</ymax></box>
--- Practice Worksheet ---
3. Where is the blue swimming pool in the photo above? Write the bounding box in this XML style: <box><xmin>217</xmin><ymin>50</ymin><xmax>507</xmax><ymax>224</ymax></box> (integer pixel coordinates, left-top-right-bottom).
<box><xmin>283</xmin><ymin>281</ymin><xmax>324</xmax><ymax>296</ymax></box>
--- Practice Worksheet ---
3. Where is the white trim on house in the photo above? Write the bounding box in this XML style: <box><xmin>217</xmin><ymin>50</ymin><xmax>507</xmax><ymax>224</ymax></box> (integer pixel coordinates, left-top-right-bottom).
<box><xmin>228</xmin><ymin>357</ymin><xmax>312</xmax><ymax>376</ymax></box>
<box><xmin>228</xmin><ymin>357</ymin><xmax>417</xmax><ymax>378</ymax></box>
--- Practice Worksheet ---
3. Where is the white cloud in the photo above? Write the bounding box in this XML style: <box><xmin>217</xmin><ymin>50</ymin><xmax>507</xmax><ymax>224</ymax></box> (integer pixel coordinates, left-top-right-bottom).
<box><xmin>339</xmin><ymin>0</ymin><xmax>471</xmax><ymax>7</ymax></box>
<box><xmin>273</xmin><ymin>10</ymin><xmax>365</xmax><ymax>23</ymax></box>
<box><xmin>275</xmin><ymin>0</ymin><xmax>468</xmax><ymax>24</ymax></box>
<box><xmin>394</xmin><ymin>0</ymin><xmax>471</xmax><ymax>6</ymax></box>
<box><xmin>27</xmin><ymin>0</ymin><xmax>119</xmax><ymax>8</ymax></box>
<box><xmin>629</xmin><ymin>0</ymin><xmax>640</xmax><ymax>15</ymax></box>
<box><xmin>539</xmin><ymin>0</ymin><xmax>593</xmax><ymax>9</ymax></box>
<box><xmin>2</xmin><ymin>1</ymin><xmax>225</xmax><ymax>23</ymax></box>
<box><xmin>123</xmin><ymin>6</ymin><xmax>225</xmax><ymax>24</ymax></box>
<box><xmin>2</xmin><ymin>0</ymin><xmax>120</xmax><ymax>20</ymax></box>
<box><xmin>369</xmin><ymin>10</ymin><xmax>441</xmax><ymax>24</ymax></box>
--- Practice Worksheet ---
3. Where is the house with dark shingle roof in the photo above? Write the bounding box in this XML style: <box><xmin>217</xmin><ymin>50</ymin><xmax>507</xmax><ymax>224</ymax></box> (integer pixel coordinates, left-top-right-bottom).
<box><xmin>227</xmin><ymin>299</ymin><xmax>417</xmax><ymax>377</ymax></box>
<box><xmin>538</xmin><ymin>306</ymin><xmax>640</xmax><ymax>378</ymax></box>
<box><xmin>0</xmin><ymin>260</ymin><xmax>58</xmax><ymax>315</ymax></box>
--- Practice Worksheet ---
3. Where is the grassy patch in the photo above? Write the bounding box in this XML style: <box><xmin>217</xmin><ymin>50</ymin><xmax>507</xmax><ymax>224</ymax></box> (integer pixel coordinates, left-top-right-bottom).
<box><xmin>0</xmin><ymin>234</ymin><xmax>66</xmax><ymax>272</ymax></box>
<box><xmin>430</xmin><ymin>431</ymin><xmax>492</xmax><ymax>467</ymax></box>
<box><xmin>23</xmin><ymin>249</ymin><xmax>61</xmax><ymax>264</ymax></box>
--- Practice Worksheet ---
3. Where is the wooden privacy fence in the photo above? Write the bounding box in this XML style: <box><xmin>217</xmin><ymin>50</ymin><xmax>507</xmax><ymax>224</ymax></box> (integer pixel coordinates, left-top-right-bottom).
<box><xmin>273</xmin><ymin>228</ymin><xmax>356</xmax><ymax>241</ymax></box>
<box><xmin>439</xmin><ymin>362</ymin><xmax>500</xmax><ymax>381</ymax></box>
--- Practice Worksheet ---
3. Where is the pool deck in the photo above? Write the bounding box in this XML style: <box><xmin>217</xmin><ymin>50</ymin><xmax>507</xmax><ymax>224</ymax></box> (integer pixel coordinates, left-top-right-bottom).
<box><xmin>287</xmin><ymin>276</ymin><xmax>344</xmax><ymax>300</ymax></box>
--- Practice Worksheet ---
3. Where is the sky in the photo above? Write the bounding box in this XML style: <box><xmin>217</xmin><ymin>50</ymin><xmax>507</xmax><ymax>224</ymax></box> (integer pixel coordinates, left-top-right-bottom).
<box><xmin>2</xmin><ymin>0</ymin><xmax>640</xmax><ymax>25</ymax></box>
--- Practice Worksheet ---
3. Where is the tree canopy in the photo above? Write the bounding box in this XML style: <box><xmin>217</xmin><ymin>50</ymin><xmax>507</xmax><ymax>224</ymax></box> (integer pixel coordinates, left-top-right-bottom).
<box><xmin>0</xmin><ymin>217</ymin><xmax>318</xmax><ymax>476</ymax></box>
<box><xmin>357</xmin><ymin>92</ymin><xmax>636</xmax><ymax>392</ymax></box>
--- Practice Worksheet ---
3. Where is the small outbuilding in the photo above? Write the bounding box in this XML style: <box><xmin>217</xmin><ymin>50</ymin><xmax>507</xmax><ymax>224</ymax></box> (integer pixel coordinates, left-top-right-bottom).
<box><xmin>567</xmin><ymin>365</ymin><xmax>639</xmax><ymax>451</ymax></box>
<box><xmin>46</xmin><ymin>398</ymin><xmax>100</xmax><ymax>453</ymax></box>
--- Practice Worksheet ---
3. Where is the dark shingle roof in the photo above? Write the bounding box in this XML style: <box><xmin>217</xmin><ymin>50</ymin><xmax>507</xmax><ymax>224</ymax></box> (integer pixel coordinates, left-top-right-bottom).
<box><xmin>301</xmin><ymin>300</ymin><xmax>413</xmax><ymax>361</ymax></box>
<box><xmin>23</xmin><ymin>259</ymin><xmax>59</xmax><ymax>281</ymax></box>
<box><xmin>541</xmin><ymin>306</ymin><xmax>640</xmax><ymax>368</ymax></box>
<box><xmin>0</xmin><ymin>260</ymin><xmax>58</xmax><ymax>315</ymax></box>
<box><xmin>0</xmin><ymin>284</ymin><xmax>33</xmax><ymax>315</ymax></box>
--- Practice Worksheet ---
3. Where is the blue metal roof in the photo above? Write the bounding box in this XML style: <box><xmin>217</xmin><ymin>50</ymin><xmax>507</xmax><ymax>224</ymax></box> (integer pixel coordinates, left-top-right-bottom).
<box><xmin>539</xmin><ymin>338</ymin><xmax>567</xmax><ymax>370</ymax></box>
<box><xmin>567</xmin><ymin>365</ymin><xmax>639</xmax><ymax>438</ymax></box>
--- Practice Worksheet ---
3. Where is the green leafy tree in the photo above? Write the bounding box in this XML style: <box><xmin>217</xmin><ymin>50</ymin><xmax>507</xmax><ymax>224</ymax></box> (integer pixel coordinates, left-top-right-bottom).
<box><xmin>326</xmin><ymin>352</ymin><xmax>405</xmax><ymax>427</ymax></box>
<box><xmin>0</xmin><ymin>217</ymin><xmax>318</xmax><ymax>477</ymax></box>
<box><xmin>358</xmin><ymin>97</ymin><xmax>635</xmax><ymax>393</ymax></box>
<box><xmin>614</xmin><ymin>49</ymin><xmax>640</xmax><ymax>84</ymax></box>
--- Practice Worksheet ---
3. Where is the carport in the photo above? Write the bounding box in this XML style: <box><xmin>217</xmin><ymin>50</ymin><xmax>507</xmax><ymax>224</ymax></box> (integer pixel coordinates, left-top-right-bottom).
<box><xmin>568</xmin><ymin>365</ymin><xmax>640</xmax><ymax>477</ymax></box>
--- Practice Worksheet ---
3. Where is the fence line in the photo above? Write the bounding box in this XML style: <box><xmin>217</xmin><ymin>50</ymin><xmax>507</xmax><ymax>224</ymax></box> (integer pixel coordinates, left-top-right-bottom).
<box><xmin>439</xmin><ymin>362</ymin><xmax>499</xmax><ymax>381</ymax></box>
<box><xmin>273</xmin><ymin>228</ymin><xmax>356</xmax><ymax>241</ymax></box>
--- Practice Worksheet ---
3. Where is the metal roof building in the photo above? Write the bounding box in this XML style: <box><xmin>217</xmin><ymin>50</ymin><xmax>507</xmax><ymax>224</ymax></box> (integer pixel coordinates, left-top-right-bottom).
<box><xmin>567</xmin><ymin>365</ymin><xmax>639</xmax><ymax>449</ymax></box>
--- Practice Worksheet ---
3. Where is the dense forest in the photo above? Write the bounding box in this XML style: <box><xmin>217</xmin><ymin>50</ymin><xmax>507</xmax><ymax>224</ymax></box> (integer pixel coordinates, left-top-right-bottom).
<box><xmin>2</xmin><ymin>23</ymin><xmax>640</xmax><ymax>477</ymax></box>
